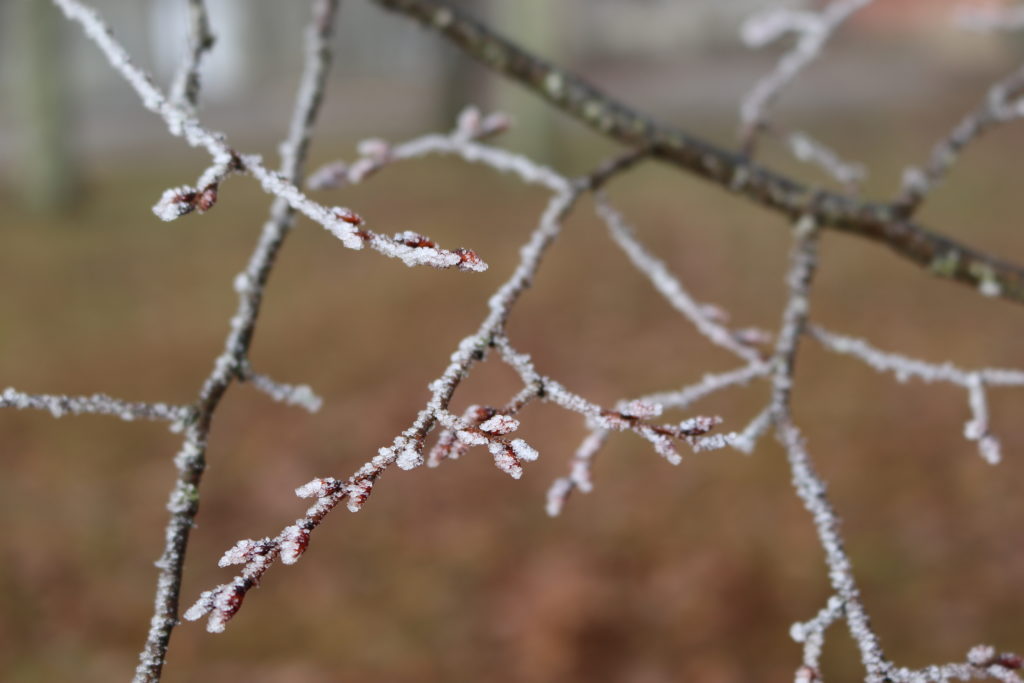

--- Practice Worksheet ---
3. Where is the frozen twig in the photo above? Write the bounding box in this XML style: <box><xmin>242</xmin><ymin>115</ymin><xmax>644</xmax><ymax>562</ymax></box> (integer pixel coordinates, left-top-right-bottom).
<box><xmin>240</xmin><ymin>370</ymin><xmax>323</xmax><ymax>414</ymax></box>
<box><xmin>185</xmin><ymin>143</ymin><xmax>656</xmax><ymax>632</ymax></box>
<box><xmin>770</xmin><ymin>217</ymin><xmax>893</xmax><ymax>680</ymax></box>
<box><xmin>131</xmin><ymin>1</ymin><xmax>342</xmax><ymax>680</ymax></box>
<box><xmin>373</xmin><ymin>0</ymin><xmax>1024</xmax><ymax>304</ymax></box>
<box><xmin>54</xmin><ymin>0</ymin><xmax>482</xmax><ymax>272</ymax></box>
<box><xmin>595</xmin><ymin>195</ymin><xmax>767</xmax><ymax>364</ymax></box>
<box><xmin>168</xmin><ymin>0</ymin><xmax>214</xmax><ymax>117</ymax></box>
<box><xmin>309</xmin><ymin>106</ymin><xmax>566</xmax><ymax>193</ymax></box>
<box><xmin>790</xmin><ymin>594</ymin><xmax>845</xmax><ymax>681</ymax></box>
<box><xmin>782</xmin><ymin>128</ymin><xmax>866</xmax><ymax>192</ymax></box>
<box><xmin>897</xmin><ymin>63</ymin><xmax>1024</xmax><ymax>217</ymax></box>
<box><xmin>0</xmin><ymin>387</ymin><xmax>190</xmax><ymax>425</ymax></box>
<box><xmin>545</xmin><ymin>364</ymin><xmax>768</xmax><ymax>517</ymax></box>
<box><xmin>185</xmin><ymin>139</ymin><xmax>616</xmax><ymax>632</ymax></box>
<box><xmin>739</xmin><ymin>0</ymin><xmax>873</xmax><ymax>151</ymax></box>
<box><xmin>808</xmin><ymin>324</ymin><xmax>1022</xmax><ymax>464</ymax></box>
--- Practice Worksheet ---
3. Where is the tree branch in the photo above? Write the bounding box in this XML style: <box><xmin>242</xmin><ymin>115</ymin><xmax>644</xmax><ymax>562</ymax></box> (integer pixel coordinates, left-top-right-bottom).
<box><xmin>369</xmin><ymin>0</ymin><xmax>1024</xmax><ymax>305</ymax></box>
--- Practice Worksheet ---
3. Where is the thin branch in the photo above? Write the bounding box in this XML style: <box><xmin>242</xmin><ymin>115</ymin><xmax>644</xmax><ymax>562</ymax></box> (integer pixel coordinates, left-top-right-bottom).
<box><xmin>738</xmin><ymin>0</ymin><xmax>873</xmax><ymax>151</ymax></box>
<box><xmin>769</xmin><ymin>218</ymin><xmax>892</xmax><ymax>680</ymax></box>
<box><xmin>897</xmin><ymin>63</ymin><xmax>1024</xmax><ymax>218</ymax></box>
<box><xmin>545</xmin><ymin>364</ymin><xmax>768</xmax><ymax>517</ymax></box>
<box><xmin>131</xmin><ymin>1</ymin><xmax>341</xmax><ymax>680</ymax></box>
<box><xmin>0</xmin><ymin>387</ymin><xmax>190</xmax><ymax>424</ymax></box>
<box><xmin>184</xmin><ymin>143</ymin><xmax>663</xmax><ymax>633</ymax></box>
<box><xmin>240</xmin><ymin>369</ymin><xmax>323</xmax><ymax>414</ymax></box>
<box><xmin>595</xmin><ymin>195</ymin><xmax>766</xmax><ymax>364</ymax></box>
<box><xmin>168</xmin><ymin>0</ymin><xmax>214</xmax><ymax>116</ymax></box>
<box><xmin>53</xmin><ymin>0</ymin><xmax>484</xmax><ymax>272</ymax></box>
<box><xmin>368</xmin><ymin>0</ymin><xmax>1024</xmax><ymax>305</ymax></box>
<box><xmin>808</xmin><ymin>324</ymin><xmax>1024</xmax><ymax>464</ymax></box>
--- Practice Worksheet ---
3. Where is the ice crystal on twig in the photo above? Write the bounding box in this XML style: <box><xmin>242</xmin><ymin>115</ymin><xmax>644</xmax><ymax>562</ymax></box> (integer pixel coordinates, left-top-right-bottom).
<box><xmin>0</xmin><ymin>387</ymin><xmax>190</xmax><ymax>424</ymax></box>
<box><xmin>897</xmin><ymin>63</ymin><xmax>1024</xmax><ymax>215</ymax></box>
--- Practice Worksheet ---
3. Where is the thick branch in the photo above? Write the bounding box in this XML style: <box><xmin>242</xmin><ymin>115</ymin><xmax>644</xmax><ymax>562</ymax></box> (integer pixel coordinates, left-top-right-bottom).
<box><xmin>370</xmin><ymin>0</ymin><xmax>1024</xmax><ymax>305</ymax></box>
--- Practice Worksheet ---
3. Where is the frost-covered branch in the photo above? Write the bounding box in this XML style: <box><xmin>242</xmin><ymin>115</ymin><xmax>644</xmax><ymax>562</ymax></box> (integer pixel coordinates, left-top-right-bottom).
<box><xmin>240</xmin><ymin>370</ymin><xmax>323</xmax><ymax>414</ymax></box>
<box><xmin>0</xmin><ymin>387</ymin><xmax>190</xmax><ymax>424</ymax></box>
<box><xmin>131</xmin><ymin>1</ymin><xmax>341</xmax><ymax>680</ymax></box>
<box><xmin>595</xmin><ymin>196</ymin><xmax>768</xmax><ymax>364</ymax></box>
<box><xmin>54</xmin><ymin>0</ymin><xmax>483</xmax><ymax>272</ymax></box>
<box><xmin>185</xmin><ymin>141</ymin><xmax>633</xmax><ymax>632</ymax></box>
<box><xmin>897</xmin><ymin>63</ymin><xmax>1024</xmax><ymax>217</ymax></box>
<box><xmin>780</xmin><ymin>128</ymin><xmax>866</xmax><ymax>192</ymax></box>
<box><xmin>168</xmin><ymin>0</ymin><xmax>214</xmax><ymax>115</ymax></box>
<box><xmin>545</xmin><ymin>364</ymin><xmax>769</xmax><ymax>517</ymax></box>
<box><xmin>768</xmin><ymin>218</ymin><xmax>893</xmax><ymax>681</ymax></box>
<box><xmin>808</xmin><ymin>324</ymin><xmax>1024</xmax><ymax>464</ymax></box>
<box><xmin>739</xmin><ymin>0</ymin><xmax>873</xmax><ymax>150</ymax></box>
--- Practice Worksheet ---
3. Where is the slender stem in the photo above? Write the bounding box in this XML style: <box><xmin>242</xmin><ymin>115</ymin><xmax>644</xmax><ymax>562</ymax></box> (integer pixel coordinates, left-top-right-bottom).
<box><xmin>132</xmin><ymin>2</ymin><xmax>340</xmax><ymax>680</ymax></box>
<box><xmin>369</xmin><ymin>0</ymin><xmax>1024</xmax><ymax>305</ymax></box>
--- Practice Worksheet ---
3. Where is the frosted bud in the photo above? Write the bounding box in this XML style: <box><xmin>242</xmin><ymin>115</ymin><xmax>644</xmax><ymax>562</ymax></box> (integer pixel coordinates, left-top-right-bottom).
<box><xmin>295</xmin><ymin>477</ymin><xmax>340</xmax><ymax>499</ymax></box>
<box><xmin>619</xmin><ymin>400</ymin><xmax>662</xmax><ymax>419</ymax></box>
<box><xmin>456</xmin><ymin>430</ymin><xmax>488</xmax><ymax>446</ymax></box>
<box><xmin>218</xmin><ymin>539</ymin><xmax>262</xmax><ymax>567</ymax></box>
<box><xmin>479</xmin><ymin>414</ymin><xmax>520</xmax><ymax>435</ymax></box>
<box><xmin>510</xmin><ymin>438</ymin><xmax>539</xmax><ymax>462</ymax></box>
<box><xmin>455</xmin><ymin>106</ymin><xmax>482</xmax><ymax>137</ymax></box>
<box><xmin>396</xmin><ymin>442</ymin><xmax>424</xmax><ymax>470</ymax></box>
<box><xmin>153</xmin><ymin>186</ymin><xmax>198</xmax><ymax>221</ymax></box>
<box><xmin>488</xmin><ymin>441</ymin><xmax>523</xmax><ymax>479</ymax></box>
<box><xmin>968</xmin><ymin>645</ymin><xmax>996</xmax><ymax>666</ymax></box>
<box><xmin>279</xmin><ymin>525</ymin><xmax>310</xmax><ymax>565</ymax></box>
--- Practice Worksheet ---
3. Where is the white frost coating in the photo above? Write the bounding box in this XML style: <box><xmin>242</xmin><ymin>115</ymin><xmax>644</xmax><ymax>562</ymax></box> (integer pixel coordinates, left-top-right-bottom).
<box><xmin>545</xmin><ymin>477</ymin><xmax>573</xmax><ymax>517</ymax></box>
<box><xmin>0</xmin><ymin>386</ymin><xmax>189</xmax><ymax>422</ymax></box>
<box><xmin>345</xmin><ymin>480</ymin><xmax>374</xmax><ymax>512</ymax></box>
<box><xmin>309</xmin><ymin>114</ymin><xmax>571</xmax><ymax>196</ymax></box>
<box><xmin>218</xmin><ymin>539</ymin><xmax>259</xmax><ymax>567</ymax></box>
<box><xmin>787</xmin><ymin>130</ymin><xmax>866</xmax><ymax>188</ymax></box>
<box><xmin>809</xmin><ymin>325</ymin><xmax>1024</xmax><ymax>387</ymax></box>
<box><xmin>52</xmin><ymin>0</ymin><xmax>483</xmax><ymax>273</ymax></box>
<box><xmin>965</xmin><ymin>374</ymin><xmax>1002</xmax><ymax>465</ymax></box>
<box><xmin>396</xmin><ymin>442</ymin><xmax>424</xmax><ymax>470</ymax></box>
<box><xmin>739</xmin><ymin>0</ymin><xmax>874</xmax><ymax>128</ymax></box>
<box><xmin>810</xmin><ymin>325</ymin><xmax>1021</xmax><ymax>463</ymax></box>
<box><xmin>279</xmin><ymin>525</ymin><xmax>309</xmax><ymax>565</ymax></box>
<box><xmin>455</xmin><ymin>429</ymin><xmax>488</xmax><ymax>446</ymax></box>
<box><xmin>510</xmin><ymin>438</ymin><xmax>539</xmax><ymax>462</ymax></box>
<box><xmin>153</xmin><ymin>186</ymin><xmax>195</xmax><ymax>221</ymax></box>
<box><xmin>488</xmin><ymin>441</ymin><xmax>523</xmax><ymax>479</ymax></box>
<box><xmin>595</xmin><ymin>197</ymin><xmax>762</xmax><ymax>363</ymax></box>
<box><xmin>480</xmin><ymin>414</ymin><xmax>520</xmax><ymax>434</ymax></box>
<box><xmin>617</xmin><ymin>400</ymin><xmax>662</xmax><ymax>419</ymax></box>
<box><xmin>245</xmin><ymin>371</ymin><xmax>323</xmax><ymax>413</ymax></box>
<box><xmin>295</xmin><ymin>477</ymin><xmax>340</xmax><ymax>499</ymax></box>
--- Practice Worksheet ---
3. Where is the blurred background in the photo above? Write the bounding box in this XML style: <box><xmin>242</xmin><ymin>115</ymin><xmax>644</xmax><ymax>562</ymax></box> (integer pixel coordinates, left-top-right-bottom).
<box><xmin>1</xmin><ymin>1</ymin><xmax>1023</xmax><ymax>681</ymax></box>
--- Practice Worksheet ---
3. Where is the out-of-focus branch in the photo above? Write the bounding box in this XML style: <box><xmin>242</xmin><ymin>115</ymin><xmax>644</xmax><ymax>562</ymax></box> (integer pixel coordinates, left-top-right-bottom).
<box><xmin>738</xmin><ymin>0</ymin><xmax>873</xmax><ymax>152</ymax></box>
<box><xmin>0</xmin><ymin>387</ymin><xmax>190</xmax><ymax>424</ymax></box>
<box><xmin>168</xmin><ymin>0</ymin><xmax>214</xmax><ymax>115</ymax></box>
<box><xmin>369</xmin><ymin>0</ymin><xmax>1024</xmax><ymax>305</ymax></box>
<box><xmin>897</xmin><ymin>64</ymin><xmax>1024</xmax><ymax>219</ymax></box>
